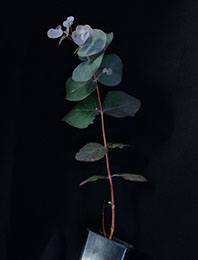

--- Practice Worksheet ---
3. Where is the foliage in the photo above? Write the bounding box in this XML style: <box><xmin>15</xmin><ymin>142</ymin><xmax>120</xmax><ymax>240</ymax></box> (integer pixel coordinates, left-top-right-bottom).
<box><xmin>48</xmin><ymin>16</ymin><xmax>146</xmax><ymax>187</ymax></box>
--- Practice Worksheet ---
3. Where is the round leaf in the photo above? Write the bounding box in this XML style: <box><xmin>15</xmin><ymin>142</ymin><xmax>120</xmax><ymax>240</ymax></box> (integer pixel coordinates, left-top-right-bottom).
<box><xmin>72</xmin><ymin>53</ymin><xmax>104</xmax><ymax>82</ymax></box>
<box><xmin>103</xmin><ymin>91</ymin><xmax>141</xmax><ymax>118</ymax></box>
<box><xmin>62</xmin><ymin>95</ymin><xmax>99</xmax><ymax>129</ymax></box>
<box><xmin>75</xmin><ymin>142</ymin><xmax>107</xmax><ymax>162</ymax></box>
<box><xmin>47</xmin><ymin>26</ymin><xmax>63</xmax><ymax>39</ymax></box>
<box><xmin>77</xmin><ymin>29</ymin><xmax>107</xmax><ymax>57</ymax></box>
<box><xmin>66</xmin><ymin>78</ymin><xmax>97</xmax><ymax>101</ymax></box>
<box><xmin>98</xmin><ymin>54</ymin><xmax>123</xmax><ymax>86</ymax></box>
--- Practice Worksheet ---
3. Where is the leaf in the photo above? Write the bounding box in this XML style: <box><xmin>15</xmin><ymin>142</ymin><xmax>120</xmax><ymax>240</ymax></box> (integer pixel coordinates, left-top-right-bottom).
<box><xmin>58</xmin><ymin>34</ymin><xmax>67</xmax><ymax>45</ymax></box>
<box><xmin>65</xmin><ymin>78</ymin><xmax>97</xmax><ymax>101</ymax></box>
<box><xmin>107</xmin><ymin>142</ymin><xmax>129</xmax><ymax>149</ymax></box>
<box><xmin>78</xmin><ymin>29</ymin><xmax>107</xmax><ymax>57</ymax></box>
<box><xmin>75</xmin><ymin>142</ymin><xmax>107</xmax><ymax>162</ymax></box>
<box><xmin>104</xmin><ymin>32</ymin><xmax>113</xmax><ymax>50</ymax></box>
<box><xmin>72</xmin><ymin>53</ymin><xmax>104</xmax><ymax>82</ymax></box>
<box><xmin>112</xmin><ymin>173</ymin><xmax>147</xmax><ymax>182</ymax></box>
<box><xmin>47</xmin><ymin>26</ymin><xmax>63</xmax><ymax>39</ymax></box>
<box><xmin>103</xmin><ymin>91</ymin><xmax>141</xmax><ymax>118</ymax></box>
<box><xmin>74</xmin><ymin>47</ymin><xmax>80</xmax><ymax>55</ymax></box>
<box><xmin>98</xmin><ymin>54</ymin><xmax>123</xmax><ymax>86</ymax></box>
<box><xmin>62</xmin><ymin>95</ymin><xmax>99</xmax><ymax>129</ymax></box>
<box><xmin>79</xmin><ymin>175</ymin><xmax>107</xmax><ymax>186</ymax></box>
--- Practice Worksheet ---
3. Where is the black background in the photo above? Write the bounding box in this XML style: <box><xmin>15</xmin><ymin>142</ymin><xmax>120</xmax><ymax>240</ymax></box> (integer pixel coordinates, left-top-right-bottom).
<box><xmin>0</xmin><ymin>0</ymin><xmax>196</xmax><ymax>259</ymax></box>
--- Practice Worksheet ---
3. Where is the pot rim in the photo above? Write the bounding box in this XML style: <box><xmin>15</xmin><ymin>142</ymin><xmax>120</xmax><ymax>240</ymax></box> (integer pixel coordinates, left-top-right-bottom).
<box><xmin>86</xmin><ymin>229</ymin><xmax>134</xmax><ymax>250</ymax></box>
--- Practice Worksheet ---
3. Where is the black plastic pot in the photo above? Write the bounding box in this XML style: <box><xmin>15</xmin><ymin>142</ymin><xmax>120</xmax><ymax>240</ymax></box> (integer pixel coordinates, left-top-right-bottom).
<box><xmin>80</xmin><ymin>230</ymin><xmax>133</xmax><ymax>259</ymax></box>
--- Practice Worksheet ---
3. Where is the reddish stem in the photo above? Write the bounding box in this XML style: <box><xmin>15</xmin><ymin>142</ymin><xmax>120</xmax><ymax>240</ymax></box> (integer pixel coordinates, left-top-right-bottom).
<box><xmin>66</xmin><ymin>36</ymin><xmax>115</xmax><ymax>238</ymax></box>
<box><xmin>96</xmin><ymin>84</ymin><xmax>115</xmax><ymax>240</ymax></box>
<box><xmin>102</xmin><ymin>201</ymin><xmax>107</xmax><ymax>238</ymax></box>
<box><xmin>67</xmin><ymin>35</ymin><xmax>74</xmax><ymax>42</ymax></box>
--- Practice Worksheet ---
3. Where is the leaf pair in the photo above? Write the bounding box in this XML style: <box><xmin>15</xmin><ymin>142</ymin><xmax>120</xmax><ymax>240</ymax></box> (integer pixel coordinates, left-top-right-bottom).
<box><xmin>75</xmin><ymin>141</ymin><xmax>129</xmax><ymax>163</ymax></box>
<box><xmin>66</xmin><ymin>52</ymin><xmax>124</xmax><ymax>117</ymax></box>
<box><xmin>71</xmin><ymin>30</ymin><xmax>112</xmax><ymax>83</ymax></box>
<box><xmin>80</xmin><ymin>173</ymin><xmax>147</xmax><ymax>186</ymax></box>
<box><xmin>73</xmin><ymin>141</ymin><xmax>147</xmax><ymax>186</ymax></box>
<box><xmin>72</xmin><ymin>53</ymin><xmax>123</xmax><ymax>87</ymax></box>
<box><xmin>63</xmin><ymin>91</ymin><xmax>141</xmax><ymax>129</ymax></box>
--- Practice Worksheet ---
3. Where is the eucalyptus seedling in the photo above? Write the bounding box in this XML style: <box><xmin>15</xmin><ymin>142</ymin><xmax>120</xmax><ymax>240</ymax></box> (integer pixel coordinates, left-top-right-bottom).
<box><xmin>48</xmin><ymin>16</ymin><xmax>147</xmax><ymax>240</ymax></box>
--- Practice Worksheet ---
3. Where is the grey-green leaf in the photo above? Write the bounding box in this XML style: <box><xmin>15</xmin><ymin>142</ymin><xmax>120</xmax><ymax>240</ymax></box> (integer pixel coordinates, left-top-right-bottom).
<box><xmin>58</xmin><ymin>34</ymin><xmax>67</xmax><ymax>45</ymax></box>
<box><xmin>98</xmin><ymin>54</ymin><xmax>123</xmax><ymax>86</ymax></box>
<box><xmin>78</xmin><ymin>29</ymin><xmax>107</xmax><ymax>57</ymax></box>
<box><xmin>112</xmin><ymin>173</ymin><xmax>147</xmax><ymax>182</ymax></box>
<box><xmin>65</xmin><ymin>78</ymin><xmax>97</xmax><ymax>101</ymax></box>
<box><xmin>103</xmin><ymin>91</ymin><xmax>141</xmax><ymax>118</ymax></box>
<box><xmin>104</xmin><ymin>32</ymin><xmax>114</xmax><ymax>50</ymax></box>
<box><xmin>72</xmin><ymin>53</ymin><xmax>104</xmax><ymax>82</ymax></box>
<box><xmin>75</xmin><ymin>142</ymin><xmax>107</xmax><ymax>162</ymax></box>
<box><xmin>79</xmin><ymin>175</ymin><xmax>107</xmax><ymax>186</ymax></box>
<box><xmin>62</xmin><ymin>95</ymin><xmax>99</xmax><ymax>129</ymax></box>
<box><xmin>73</xmin><ymin>47</ymin><xmax>80</xmax><ymax>55</ymax></box>
<box><xmin>107</xmin><ymin>142</ymin><xmax>129</xmax><ymax>149</ymax></box>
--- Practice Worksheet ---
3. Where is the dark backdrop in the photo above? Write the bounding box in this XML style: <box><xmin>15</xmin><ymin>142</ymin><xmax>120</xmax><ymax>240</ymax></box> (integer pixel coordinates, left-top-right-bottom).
<box><xmin>0</xmin><ymin>0</ymin><xmax>196</xmax><ymax>259</ymax></box>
